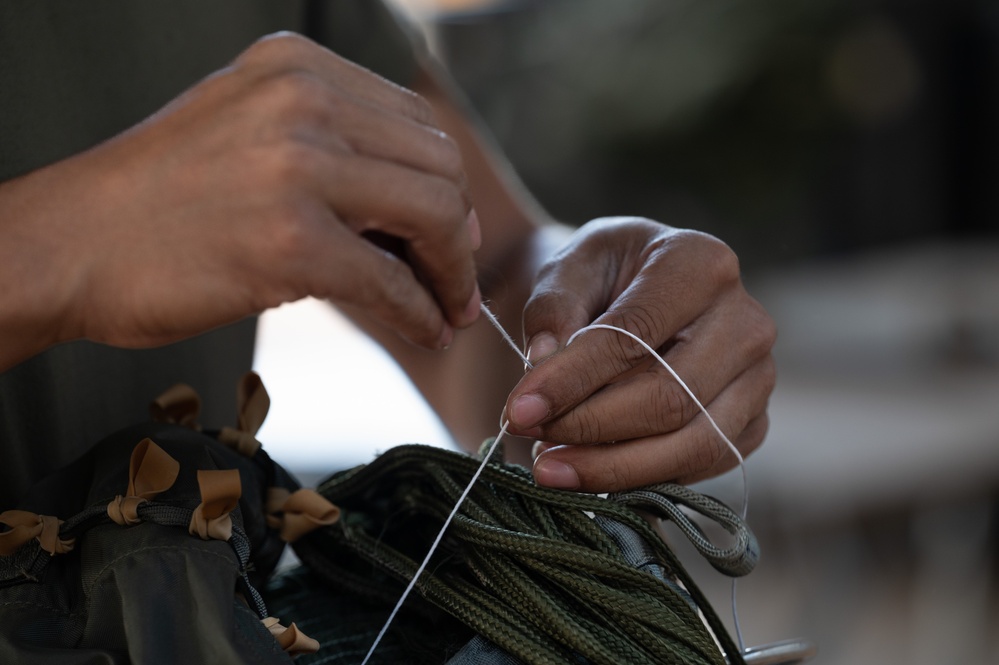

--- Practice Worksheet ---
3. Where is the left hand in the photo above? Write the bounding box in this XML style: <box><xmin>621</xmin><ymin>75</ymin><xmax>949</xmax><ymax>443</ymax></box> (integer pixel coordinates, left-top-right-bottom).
<box><xmin>503</xmin><ymin>217</ymin><xmax>776</xmax><ymax>492</ymax></box>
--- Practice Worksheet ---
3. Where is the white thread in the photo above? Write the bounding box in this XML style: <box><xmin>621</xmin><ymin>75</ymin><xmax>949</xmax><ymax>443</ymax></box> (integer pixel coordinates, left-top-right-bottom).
<box><xmin>360</xmin><ymin>422</ymin><xmax>509</xmax><ymax>665</ymax></box>
<box><xmin>479</xmin><ymin>301</ymin><xmax>533</xmax><ymax>369</ymax></box>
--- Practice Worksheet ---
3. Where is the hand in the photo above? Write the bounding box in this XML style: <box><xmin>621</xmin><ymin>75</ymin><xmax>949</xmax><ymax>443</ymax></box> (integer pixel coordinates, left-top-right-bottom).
<box><xmin>503</xmin><ymin>217</ymin><xmax>776</xmax><ymax>492</ymax></box>
<box><xmin>0</xmin><ymin>32</ymin><xmax>480</xmax><ymax>370</ymax></box>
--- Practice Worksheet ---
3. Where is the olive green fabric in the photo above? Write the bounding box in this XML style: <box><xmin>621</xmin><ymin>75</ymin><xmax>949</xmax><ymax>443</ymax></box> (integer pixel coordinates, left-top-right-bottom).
<box><xmin>0</xmin><ymin>0</ymin><xmax>421</xmax><ymax>508</ymax></box>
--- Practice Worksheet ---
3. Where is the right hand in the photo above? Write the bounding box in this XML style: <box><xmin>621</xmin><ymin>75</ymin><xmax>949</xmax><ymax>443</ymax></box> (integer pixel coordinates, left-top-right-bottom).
<box><xmin>0</xmin><ymin>32</ymin><xmax>480</xmax><ymax>367</ymax></box>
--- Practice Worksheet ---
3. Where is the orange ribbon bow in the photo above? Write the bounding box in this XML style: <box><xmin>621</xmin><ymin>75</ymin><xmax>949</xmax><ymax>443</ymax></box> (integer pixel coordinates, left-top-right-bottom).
<box><xmin>265</xmin><ymin>488</ymin><xmax>340</xmax><ymax>543</ymax></box>
<box><xmin>0</xmin><ymin>510</ymin><xmax>74</xmax><ymax>556</ymax></box>
<box><xmin>188</xmin><ymin>469</ymin><xmax>242</xmax><ymax>541</ymax></box>
<box><xmin>107</xmin><ymin>438</ymin><xmax>180</xmax><ymax>526</ymax></box>
<box><xmin>218</xmin><ymin>372</ymin><xmax>270</xmax><ymax>457</ymax></box>
<box><xmin>261</xmin><ymin>616</ymin><xmax>320</xmax><ymax>656</ymax></box>
<box><xmin>149</xmin><ymin>383</ymin><xmax>202</xmax><ymax>429</ymax></box>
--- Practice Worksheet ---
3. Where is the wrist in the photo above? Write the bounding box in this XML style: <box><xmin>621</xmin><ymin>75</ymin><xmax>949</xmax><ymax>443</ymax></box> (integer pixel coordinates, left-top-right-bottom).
<box><xmin>0</xmin><ymin>164</ymin><xmax>94</xmax><ymax>369</ymax></box>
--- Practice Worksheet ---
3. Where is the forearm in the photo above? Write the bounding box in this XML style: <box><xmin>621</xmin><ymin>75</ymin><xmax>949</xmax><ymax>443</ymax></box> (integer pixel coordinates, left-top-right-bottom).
<box><xmin>0</xmin><ymin>166</ymin><xmax>90</xmax><ymax>372</ymax></box>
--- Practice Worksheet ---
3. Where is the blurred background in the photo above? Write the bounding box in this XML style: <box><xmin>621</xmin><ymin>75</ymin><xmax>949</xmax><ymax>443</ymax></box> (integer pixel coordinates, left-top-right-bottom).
<box><xmin>256</xmin><ymin>0</ymin><xmax>999</xmax><ymax>662</ymax></box>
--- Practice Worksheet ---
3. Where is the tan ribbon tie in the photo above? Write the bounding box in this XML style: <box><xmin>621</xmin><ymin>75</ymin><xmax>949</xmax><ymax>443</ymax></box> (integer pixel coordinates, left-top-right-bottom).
<box><xmin>217</xmin><ymin>427</ymin><xmax>261</xmax><ymax>458</ymax></box>
<box><xmin>265</xmin><ymin>487</ymin><xmax>291</xmax><ymax>531</ymax></box>
<box><xmin>0</xmin><ymin>510</ymin><xmax>75</xmax><ymax>556</ymax></box>
<box><xmin>149</xmin><ymin>383</ymin><xmax>202</xmax><ymax>429</ymax></box>
<box><xmin>261</xmin><ymin>616</ymin><xmax>320</xmax><ymax>656</ymax></box>
<box><xmin>107</xmin><ymin>438</ymin><xmax>180</xmax><ymax>526</ymax></box>
<box><xmin>274</xmin><ymin>489</ymin><xmax>340</xmax><ymax>543</ymax></box>
<box><xmin>218</xmin><ymin>371</ymin><xmax>270</xmax><ymax>457</ymax></box>
<box><xmin>189</xmin><ymin>469</ymin><xmax>242</xmax><ymax>541</ymax></box>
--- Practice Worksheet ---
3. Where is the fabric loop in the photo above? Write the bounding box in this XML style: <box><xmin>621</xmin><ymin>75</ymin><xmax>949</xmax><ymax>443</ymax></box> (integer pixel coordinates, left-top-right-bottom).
<box><xmin>189</xmin><ymin>469</ymin><xmax>242</xmax><ymax>541</ymax></box>
<box><xmin>611</xmin><ymin>484</ymin><xmax>759</xmax><ymax>577</ymax></box>
<box><xmin>275</xmin><ymin>489</ymin><xmax>340</xmax><ymax>543</ymax></box>
<box><xmin>262</xmin><ymin>616</ymin><xmax>321</xmax><ymax>656</ymax></box>
<box><xmin>0</xmin><ymin>510</ymin><xmax>42</xmax><ymax>556</ymax></box>
<box><xmin>149</xmin><ymin>383</ymin><xmax>202</xmax><ymax>429</ymax></box>
<box><xmin>217</xmin><ymin>371</ymin><xmax>270</xmax><ymax>457</ymax></box>
<box><xmin>107</xmin><ymin>495</ymin><xmax>144</xmax><ymax>527</ymax></box>
<box><xmin>36</xmin><ymin>514</ymin><xmax>74</xmax><ymax>555</ymax></box>
<box><xmin>236</xmin><ymin>371</ymin><xmax>270</xmax><ymax>436</ymax></box>
<box><xmin>0</xmin><ymin>510</ymin><xmax>74</xmax><ymax>556</ymax></box>
<box><xmin>265</xmin><ymin>487</ymin><xmax>291</xmax><ymax>530</ymax></box>
<box><xmin>107</xmin><ymin>438</ymin><xmax>180</xmax><ymax>526</ymax></box>
<box><xmin>217</xmin><ymin>426</ymin><xmax>261</xmax><ymax>458</ymax></box>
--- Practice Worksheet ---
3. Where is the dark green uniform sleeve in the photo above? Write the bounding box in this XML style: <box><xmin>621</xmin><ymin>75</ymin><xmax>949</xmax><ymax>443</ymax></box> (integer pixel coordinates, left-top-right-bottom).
<box><xmin>305</xmin><ymin>0</ymin><xmax>426</xmax><ymax>88</ymax></box>
<box><xmin>0</xmin><ymin>0</ymin><xmax>423</xmax><ymax>182</ymax></box>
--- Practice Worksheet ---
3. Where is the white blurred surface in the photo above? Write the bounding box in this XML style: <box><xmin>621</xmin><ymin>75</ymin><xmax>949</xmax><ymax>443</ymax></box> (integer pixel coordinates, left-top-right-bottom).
<box><xmin>251</xmin><ymin>298</ymin><xmax>455</xmax><ymax>475</ymax></box>
<box><xmin>745</xmin><ymin>242</ymin><xmax>999</xmax><ymax>523</ymax></box>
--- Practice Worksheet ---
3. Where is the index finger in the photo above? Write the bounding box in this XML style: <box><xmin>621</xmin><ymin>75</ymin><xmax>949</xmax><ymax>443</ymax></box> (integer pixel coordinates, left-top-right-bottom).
<box><xmin>507</xmin><ymin>313</ymin><xmax>701</xmax><ymax>439</ymax></box>
<box><xmin>315</xmin><ymin>152</ymin><xmax>480</xmax><ymax>328</ymax></box>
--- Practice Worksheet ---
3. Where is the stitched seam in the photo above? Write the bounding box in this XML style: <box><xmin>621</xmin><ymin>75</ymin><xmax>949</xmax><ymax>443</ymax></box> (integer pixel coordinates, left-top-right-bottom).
<box><xmin>86</xmin><ymin>543</ymin><xmax>238</xmax><ymax>596</ymax></box>
<box><xmin>0</xmin><ymin>600</ymin><xmax>84</xmax><ymax>617</ymax></box>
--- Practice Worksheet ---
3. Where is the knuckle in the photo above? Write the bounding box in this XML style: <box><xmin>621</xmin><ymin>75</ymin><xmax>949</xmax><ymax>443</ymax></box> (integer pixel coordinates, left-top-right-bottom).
<box><xmin>751</xmin><ymin>300</ymin><xmax>779</xmax><ymax>354</ymax></box>
<box><xmin>676</xmin><ymin>229</ymin><xmax>740</xmax><ymax>285</ymax></box>
<box><xmin>603</xmin><ymin>465</ymin><xmax>629</xmax><ymax>492</ymax></box>
<box><xmin>651</xmin><ymin>380</ymin><xmax>696</xmax><ymax>429</ymax></box>
<box><xmin>383</xmin><ymin>259</ymin><xmax>418</xmax><ymax>300</ymax></box>
<box><xmin>744</xmin><ymin>415</ymin><xmax>769</xmax><ymax>454</ymax></box>
<box><xmin>689</xmin><ymin>433</ymin><xmax>728</xmax><ymax>478</ymax></box>
<box><xmin>261</xmin><ymin>70</ymin><xmax>326</xmax><ymax>113</ymax></box>
<box><xmin>267</xmin><ymin>201</ymin><xmax>318</xmax><ymax>260</ymax></box>
<box><xmin>434</xmin><ymin>133</ymin><xmax>464</xmax><ymax>180</ymax></box>
<box><xmin>521</xmin><ymin>291</ymin><xmax>550</xmax><ymax>323</ymax></box>
<box><xmin>260</xmin><ymin>141</ymin><xmax>320</xmax><ymax>188</ymax></box>
<box><xmin>236</xmin><ymin>71</ymin><xmax>339</xmax><ymax>146</ymax></box>
<box><xmin>421</xmin><ymin>178</ymin><xmax>465</xmax><ymax>224</ymax></box>
<box><xmin>240</xmin><ymin>31</ymin><xmax>312</xmax><ymax>68</ymax></box>
<box><xmin>566</xmin><ymin>410</ymin><xmax>604</xmax><ymax>445</ymax></box>
<box><xmin>611</xmin><ymin>308</ymin><xmax>664</xmax><ymax>360</ymax></box>
<box><xmin>759</xmin><ymin>356</ymin><xmax>778</xmax><ymax>396</ymax></box>
<box><xmin>711</xmin><ymin>243</ymin><xmax>741</xmax><ymax>285</ymax></box>
<box><xmin>588</xmin><ymin>458</ymin><xmax>632</xmax><ymax>493</ymax></box>
<box><xmin>377</xmin><ymin>276</ymin><xmax>442</xmax><ymax>347</ymax></box>
<box><xmin>522</xmin><ymin>287</ymin><xmax>589</xmax><ymax>342</ymax></box>
<box><xmin>334</xmin><ymin>260</ymin><xmax>388</xmax><ymax>311</ymax></box>
<box><xmin>403</xmin><ymin>91</ymin><xmax>437</xmax><ymax>126</ymax></box>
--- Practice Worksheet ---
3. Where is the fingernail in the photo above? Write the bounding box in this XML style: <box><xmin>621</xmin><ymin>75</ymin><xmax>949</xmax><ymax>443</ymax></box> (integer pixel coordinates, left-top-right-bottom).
<box><xmin>437</xmin><ymin>323</ymin><xmax>454</xmax><ymax>350</ymax></box>
<box><xmin>526</xmin><ymin>333</ymin><xmax>558</xmax><ymax>365</ymax></box>
<box><xmin>531</xmin><ymin>440</ymin><xmax>555</xmax><ymax>459</ymax></box>
<box><xmin>462</xmin><ymin>283</ymin><xmax>482</xmax><ymax>325</ymax></box>
<box><xmin>510</xmin><ymin>394</ymin><xmax>548</xmax><ymax>430</ymax></box>
<box><xmin>467</xmin><ymin>209</ymin><xmax>482</xmax><ymax>250</ymax></box>
<box><xmin>534</xmin><ymin>457</ymin><xmax>579</xmax><ymax>490</ymax></box>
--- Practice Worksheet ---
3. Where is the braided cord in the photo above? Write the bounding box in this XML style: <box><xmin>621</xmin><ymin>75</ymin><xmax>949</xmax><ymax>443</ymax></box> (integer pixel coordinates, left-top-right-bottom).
<box><xmin>295</xmin><ymin>444</ymin><xmax>752</xmax><ymax>664</ymax></box>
